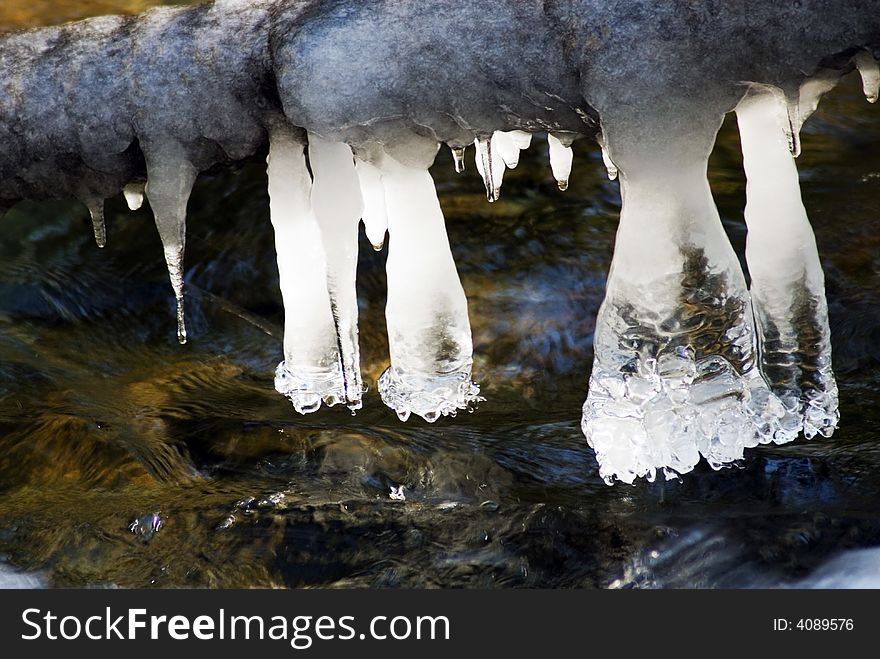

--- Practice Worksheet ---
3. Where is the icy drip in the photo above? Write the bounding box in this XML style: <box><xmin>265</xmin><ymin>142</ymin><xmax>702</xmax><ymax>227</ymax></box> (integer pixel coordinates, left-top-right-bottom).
<box><xmin>853</xmin><ymin>50</ymin><xmax>879</xmax><ymax>103</ymax></box>
<box><xmin>354</xmin><ymin>158</ymin><xmax>388</xmax><ymax>251</ymax></box>
<box><xmin>736</xmin><ymin>91</ymin><xmax>839</xmax><ymax>439</ymax></box>
<box><xmin>548</xmin><ymin>134</ymin><xmax>573</xmax><ymax>190</ymax></box>
<box><xmin>494</xmin><ymin>130</ymin><xmax>531</xmax><ymax>169</ymax></box>
<box><xmin>123</xmin><ymin>183</ymin><xmax>145</xmax><ymax>211</ymax></box>
<box><xmin>374</xmin><ymin>154</ymin><xmax>481</xmax><ymax>422</ymax></box>
<box><xmin>85</xmin><ymin>199</ymin><xmax>106</xmax><ymax>248</ymax></box>
<box><xmin>307</xmin><ymin>135</ymin><xmax>364</xmax><ymax>410</ymax></box>
<box><xmin>267</xmin><ymin>128</ymin><xmax>346</xmax><ymax>414</ymax></box>
<box><xmin>145</xmin><ymin>145</ymin><xmax>197</xmax><ymax>345</ymax></box>
<box><xmin>582</xmin><ymin>159</ymin><xmax>792</xmax><ymax>485</ymax></box>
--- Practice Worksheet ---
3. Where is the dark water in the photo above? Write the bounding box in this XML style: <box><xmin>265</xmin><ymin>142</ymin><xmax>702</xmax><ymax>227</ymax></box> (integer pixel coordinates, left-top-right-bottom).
<box><xmin>1</xmin><ymin>8</ymin><xmax>879</xmax><ymax>588</ymax></box>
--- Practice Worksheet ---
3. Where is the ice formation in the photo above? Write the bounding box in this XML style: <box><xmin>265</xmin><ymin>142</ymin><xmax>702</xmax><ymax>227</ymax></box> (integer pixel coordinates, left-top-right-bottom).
<box><xmin>371</xmin><ymin>151</ymin><xmax>481</xmax><ymax>422</ymax></box>
<box><xmin>0</xmin><ymin>0</ymin><xmax>878</xmax><ymax>482</ymax></box>
<box><xmin>267</xmin><ymin>127</ymin><xmax>346</xmax><ymax>413</ymax></box>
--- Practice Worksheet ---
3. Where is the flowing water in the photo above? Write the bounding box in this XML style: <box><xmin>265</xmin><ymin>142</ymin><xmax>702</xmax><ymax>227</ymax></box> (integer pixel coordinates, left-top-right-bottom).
<box><xmin>1</xmin><ymin>1</ymin><xmax>879</xmax><ymax>588</ymax></box>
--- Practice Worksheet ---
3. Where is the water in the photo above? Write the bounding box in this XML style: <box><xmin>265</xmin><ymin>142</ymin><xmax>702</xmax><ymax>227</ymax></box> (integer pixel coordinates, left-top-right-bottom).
<box><xmin>0</xmin><ymin>2</ymin><xmax>879</xmax><ymax>588</ymax></box>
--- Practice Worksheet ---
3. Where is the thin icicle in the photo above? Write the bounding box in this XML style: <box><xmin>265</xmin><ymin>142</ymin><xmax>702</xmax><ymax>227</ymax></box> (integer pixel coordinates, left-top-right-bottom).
<box><xmin>377</xmin><ymin>152</ymin><xmax>481</xmax><ymax>422</ymax></box>
<box><xmin>354</xmin><ymin>157</ymin><xmax>388</xmax><ymax>251</ymax></box>
<box><xmin>548</xmin><ymin>133</ymin><xmax>573</xmax><ymax>190</ymax></box>
<box><xmin>853</xmin><ymin>50</ymin><xmax>880</xmax><ymax>103</ymax></box>
<box><xmin>145</xmin><ymin>144</ymin><xmax>197</xmax><ymax>345</ymax></box>
<box><xmin>123</xmin><ymin>182</ymin><xmax>145</xmax><ymax>211</ymax></box>
<box><xmin>85</xmin><ymin>199</ymin><xmax>106</xmax><ymax>248</ymax></box>
<box><xmin>267</xmin><ymin>127</ymin><xmax>345</xmax><ymax>414</ymax></box>
<box><xmin>474</xmin><ymin>135</ymin><xmax>504</xmax><ymax>202</ymax></box>
<box><xmin>598</xmin><ymin>130</ymin><xmax>618</xmax><ymax>180</ymax></box>
<box><xmin>308</xmin><ymin>134</ymin><xmax>364</xmax><ymax>411</ymax></box>
<box><xmin>450</xmin><ymin>145</ymin><xmax>466</xmax><ymax>173</ymax></box>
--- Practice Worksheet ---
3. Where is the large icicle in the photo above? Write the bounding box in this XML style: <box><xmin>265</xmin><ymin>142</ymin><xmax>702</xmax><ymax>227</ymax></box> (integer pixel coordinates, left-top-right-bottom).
<box><xmin>374</xmin><ymin>152</ymin><xmax>481</xmax><ymax>422</ymax></box>
<box><xmin>144</xmin><ymin>142</ymin><xmax>197</xmax><ymax>345</ymax></box>
<box><xmin>582</xmin><ymin>116</ymin><xmax>792</xmax><ymax>485</ymax></box>
<box><xmin>268</xmin><ymin>126</ymin><xmax>346</xmax><ymax>413</ymax></box>
<box><xmin>736</xmin><ymin>90</ymin><xmax>839</xmax><ymax>439</ymax></box>
<box><xmin>308</xmin><ymin>134</ymin><xmax>364</xmax><ymax>411</ymax></box>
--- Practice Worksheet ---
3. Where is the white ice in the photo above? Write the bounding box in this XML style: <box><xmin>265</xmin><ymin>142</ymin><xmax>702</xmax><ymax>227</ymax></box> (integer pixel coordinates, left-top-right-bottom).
<box><xmin>736</xmin><ymin>89</ymin><xmax>839</xmax><ymax>439</ymax></box>
<box><xmin>123</xmin><ymin>182</ymin><xmax>145</xmax><ymax>211</ymax></box>
<box><xmin>474</xmin><ymin>134</ymin><xmax>505</xmax><ymax>202</ymax></box>
<box><xmin>267</xmin><ymin>127</ymin><xmax>347</xmax><ymax>414</ymax></box>
<box><xmin>373</xmin><ymin>152</ymin><xmax>481</xmax><ymax>422</ymax></box>
<box><xmin>582</xmin><ymin>121</ymin><xmax>796</xmax><ymax>484</ymax></box>
<box><xmin>354</xmin><ymin>157</ymin><xmax>388</xmax><ymax>250</ymax></box>
<box><xmin>853</xmin><ymin>50</ymin><xmax>879</xmax><ymax>103</ymax></box>
<box><xmin>548</xmin><ymin>133</ymin><xmax>573</xmax><ymax>190</ymax></box>
<box><xmin>308</xmin><ymin>134</ymin><xmax>365</xmax><ymax>410</ymax></box>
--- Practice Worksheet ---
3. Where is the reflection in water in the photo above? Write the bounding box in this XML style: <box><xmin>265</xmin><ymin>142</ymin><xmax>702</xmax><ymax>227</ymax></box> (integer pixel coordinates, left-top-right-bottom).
<box><xmin>0</xmin><ymin>3</ymin><xmax>879</xmax><ymax>587</ymax></box>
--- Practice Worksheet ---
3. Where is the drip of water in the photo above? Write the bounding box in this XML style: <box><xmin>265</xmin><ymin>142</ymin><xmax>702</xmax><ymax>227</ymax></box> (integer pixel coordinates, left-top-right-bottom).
<box><xmin>376</xmin><ymin>152</ymin><xmax>482</xmax><ymax>422</ymax></box>
<box><xmin>853</xmin><ymin>50</ymin><xmax>880</xmax><ymax>103</ymax></box>
<box><xmin>308</xmin><ymin>134</ymin><xmax>364</xmax><ymax>411</ymax></box>
<box><xmin>123</xmin><ymin>182</ymin><xmax>145</xmax><ymax>211</ymax></box>
<box><xmin>145</xmin><ymin>144</ymin><xmax>197</xmax><ymax>345</ymax></box>
<box><xmin>736</xmin><ymin>90</ymin><xmax>839</xmax><ymax>439</ymax></box>
<box><xmin>354</xmin><ymin>157</ymin><xmax>389</xmax><ymax>251</ymax></box>
<box><xmin>548</xmin><ymin>133</ymin><xmax>573</xmax><ymax>190</ymax></box>
<box><xmin>267</xmin><ymin>127</ymin><xmax>346</xmax><ymax>414</ymax></box>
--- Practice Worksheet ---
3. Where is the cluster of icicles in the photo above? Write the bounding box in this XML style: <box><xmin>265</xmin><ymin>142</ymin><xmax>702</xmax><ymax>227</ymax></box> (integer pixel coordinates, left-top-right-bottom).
<box><xmin>88</xmin><ymin>53</ymin><xmax>877</xmax><ymax>484</ymax></box>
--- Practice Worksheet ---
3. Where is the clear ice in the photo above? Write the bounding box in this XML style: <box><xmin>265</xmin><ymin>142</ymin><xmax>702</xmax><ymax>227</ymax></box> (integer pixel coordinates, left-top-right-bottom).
<box><xmin>85</xmin><ymin>198</ymin><xmax>106</xmax><ymax>248</ymax></box>
<box><xmin>308</xmin><ymin>134</ymin><xmax>365</xmax><ymax>410</ymax></box>
<box><xmin>581</xmin><ymin>111</ymin><xmax>817</xmax><ymax>485</ymax></box>
<box><xmin>372</xmin><ymin>152</ymin><xmax>481</xmax><ymax>422</ymax></box>
<box><xmin>144</xmin><ymin>143</ymin><xmax>197</xmax><ymax>345</ymax></box>
<box><xmin>268</xmin><ymin>127</ymin><xmax>347</xmax><ymax>413</ymax></box>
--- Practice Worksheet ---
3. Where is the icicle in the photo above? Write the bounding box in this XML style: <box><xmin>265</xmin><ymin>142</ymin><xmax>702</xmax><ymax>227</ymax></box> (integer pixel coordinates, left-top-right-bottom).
<box><xmin>267</xmin><ymin>127</ymin><xmax>345</xmax><ymax>414</ymax></box>
<box><xmin>308</xmin><ymin>134</ymin><xmax>364</xmax><ymax>411</ymax></box>
<box><xmin>582</xmin><ymin>115</ymin><xmax>795</xmax><ymax>485</ymax></box>
<box><xmin>493</xmin><ymin>131</ymin><xmax>521</xmax><ymax>169</ymax></box>
<box><xmin>853</xmin><ymin>50</ymin><xmax>880</xmax><ymax>103</ymax></box>
<box><xmin>354</xmin><ymin>157</ymin><xmax>388</xmax><ymax>251</ymax></box>
<box><xmin>598</xmin><ymin>130</ymin><xmax>618</xmax><ymax>180</ymax></box>
<box><xmin>798</xmin><ymin>70</ymin><xmax>840</xmax><ymax>129</ymax></box>
<box><xmin>144</xmin><ymin>143</ymin><xmax>197</xmax><ymax>345</ymax></box>
<box><xmin>783</xmin><ymin>94</ymin><xmax>801</xmax><ymax>158</ymax></box>
<box><xmin>474</xmin><ymin>135</ymin><xmax>504</xmax><ymax>202</ymax></box>
<box><xmin>548</xmin><ymin>133</ymin><xmax>573</xmax><ymax>190</ymax></box>
<box><xmin>736</xmin><ymin>90</ymin><xmax>839</xmax><ymax>440</ymax></box>
<box><xmin>123</xmin><ymin>182</ymin><xmax>145</xmax><ymax>211</ymax></box>
<box><xmin>493</xmin><ymin>130</ymin><xmax>532</xmax><ymax>169</ymax></box>
<box><xmin>376</xmin><ymin>152</ymin><xmax>481</xmax><ymax>422</ymax></box>
<box><xmin>508</xmin><ymin>130</ymin><xmax>532</xmax><ymax>151</ymax></box>
<box><xmin>450</xmin><ymin>145</ymin><xmax>466</xmax><ymax>174</ymax></box>
<box><xmin>85</xmin><ymin>199</ymin><xmax>106</xmax><ymax>248</ymax></box>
